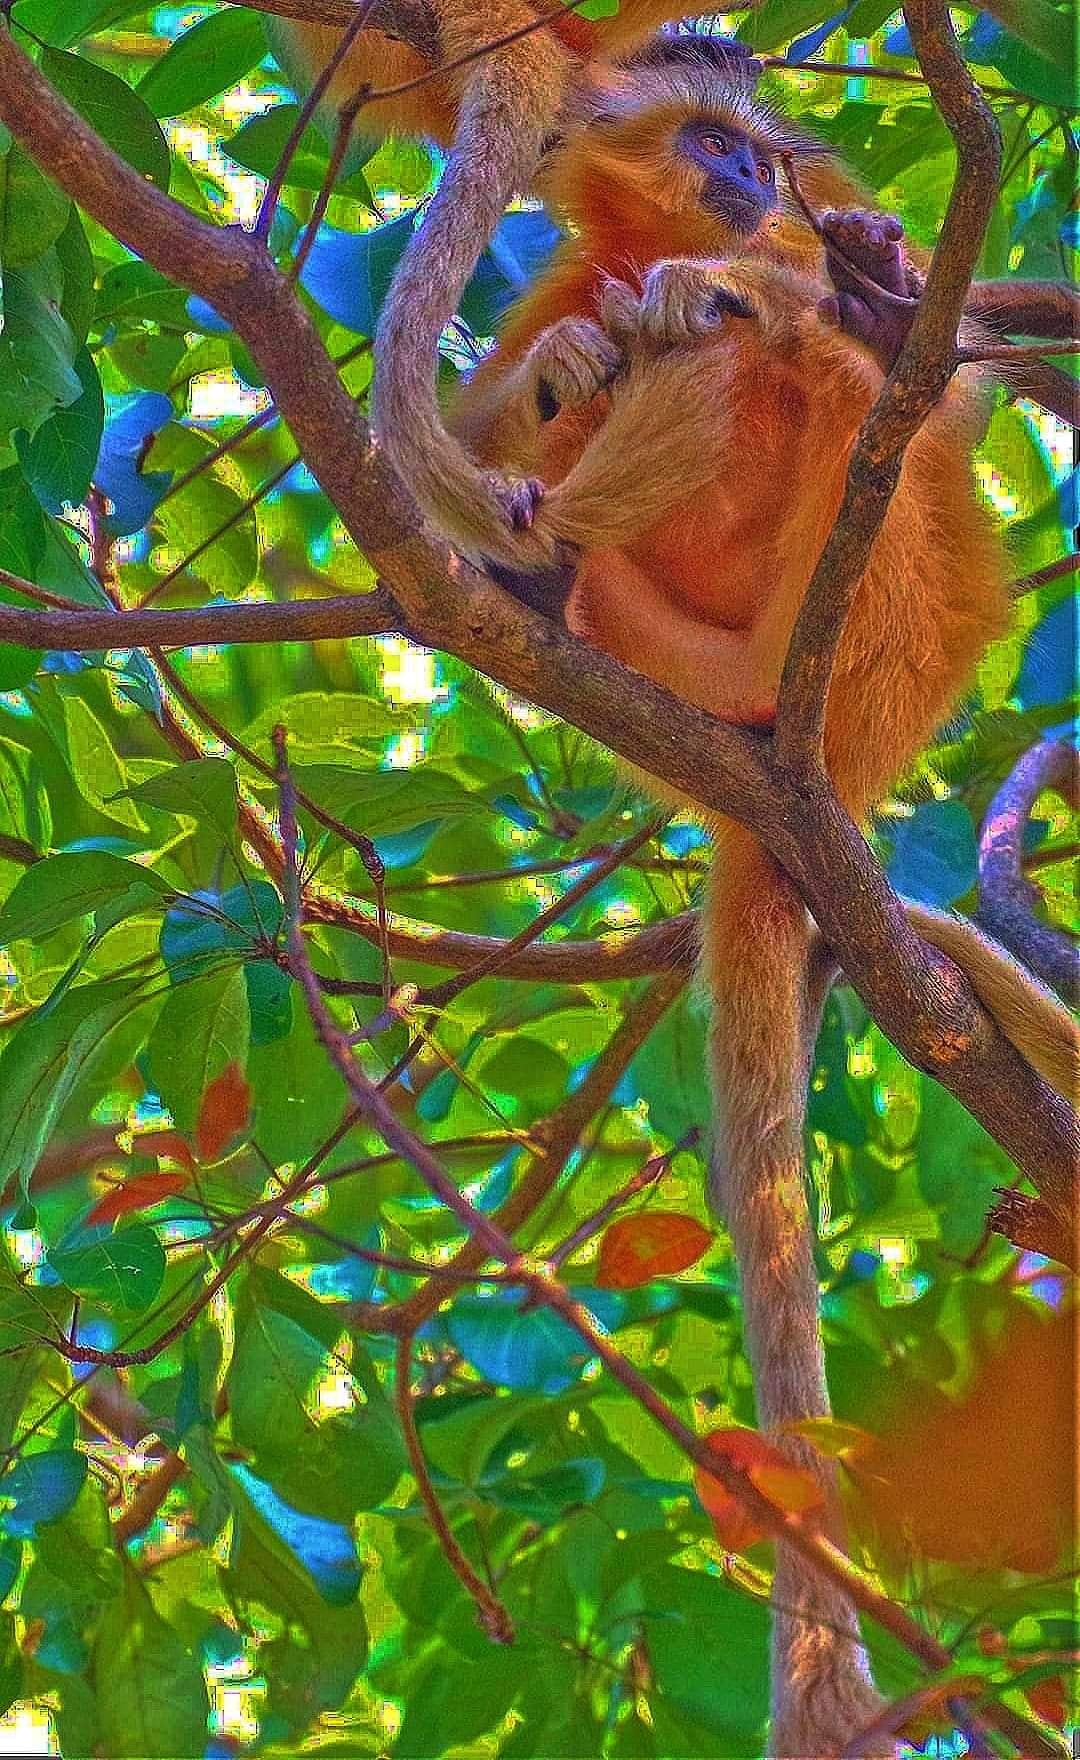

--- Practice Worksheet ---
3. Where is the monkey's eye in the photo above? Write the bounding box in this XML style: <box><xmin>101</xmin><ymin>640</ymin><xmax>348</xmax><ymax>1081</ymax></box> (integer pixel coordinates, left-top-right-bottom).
<box><xmin>698</xmin><ymin>131</ymin><xmax>728</xmax><ymax>156</ymax></box>
<box><xmin>756</xmin><ymin>161</ymin><xmax>775</xmax><ymax>184</ymax></box>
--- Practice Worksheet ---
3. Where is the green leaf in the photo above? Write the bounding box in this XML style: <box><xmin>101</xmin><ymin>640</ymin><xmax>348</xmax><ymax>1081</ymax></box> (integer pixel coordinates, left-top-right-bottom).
<box><xmin>242</xmin><ymin>690</ymin><xmax>412</xmax><ymax>758</ymax></box>
<box><xmin>224</xmin><ymin>103</ymin><xmax>336</xmax><ymax>190</ymax></box>
<box><xmin>42</xmin><ymin>47</ymin><xmax>171</xmax><ymax>191</ymax></box>
<box><xmin>641</xmin><ymin>1565</ymin><xmax>769</xmax><ymax>1751</ymax></box>
<box><xmin>95</xmin><ymin>259</ymin><xmax>191</xmax><ymax>328</ymax></box>
<box><xmin>248</xmin><ymin>1003</ymin><xmax>341</xmax><ymax>1158</ymax></box>
<box><xmin>15</xmin><ymin>345</ymin><xmax>103</xmax><ymax>512</ymax></box>
<box><xmin>0</xmin><ymin>253</ymin><xmax>81</xmax><ymax>444</ymax></box>
<box><xmin>293</xmin><ymin>762</ymin><xmax>485</xmax><ymax>838</ymax></box>
<box><xmin>988</xmin><ymin>26</ymin><xmax>1078</xmax><ymax>106</ymax></box>
<box><xmin>54</xmin><ymin>208</ymin><xmax>95</xmax><ymax>349</ymax></box>
<box><xmin>61</xmin><ymin>695</ymin><xmax>146</xmax><ymax>830</ymax></box>
<box><xmin>0</xmin><ymin>1448</ymin><xmax>87</xmax><ymax>1537</ymax></box>
<box><xmin>0</xmin><ymin>145</ymin><xmax>70</xmax><ymax>266</ymax></box>
<box><xmin>0</xmin><ymin>466</ymin><xmax>47</xmax><ymax>690</ymax></box>
<box><xmin>148</xmin><ymin>426</ymin><xmax>258</xmax><ymax>597</ymax></box>
<box><xmin>148</xmin><ymin>965</ymin><xmax>250</xmax><ymax>1134</ymax></box>
<box><xmin>983</xmin><ymin>0</ymin><xmax>1074</xmax><ymax>67</ymax></box>
<box><xmin>229</xmin><ymin>1301</ymin><xmax>404</xmax><ymax>1517</ymax></box>
<box><xmin>0</xmin><ymin>978</ymin><xmax>147</xmax><ymax>1197</ymax></box>
<box><xmin>137</xmin><ymin>9</ymin><xmax>267</xmax><ymax>117</ymax></box>
<box><xmin>8</xmin><ymin>0</ymin><xmax>141</xmax><ymax>49</ymax></box>
<box><xmin>421</xmin><ymin>1392</ymin><xmax>549</xmax><ymax>1486</ymax></box>
<box><xmin>0</xmin><ymin>849</ymin><xmax>170</xmax><ymax>946</ymax></box>
<box><xmin>123</xmin><ymin>757</ymin><xmax>239</xmax><ymax>846</ymax></box>
<box><xmin>48</xmin><ymin>1221</ymin><xmax>166</xmax><ymax>1314</ymax></box>
<box><xmin>93</xmin><ymin>1563</ymin><xmax>209</xmax><ymax>1758</ymax></box>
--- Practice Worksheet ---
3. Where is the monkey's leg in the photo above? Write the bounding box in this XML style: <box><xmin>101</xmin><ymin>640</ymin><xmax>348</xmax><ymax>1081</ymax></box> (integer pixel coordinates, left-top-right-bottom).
<box><xmin>567</xmin><ymin>552</ymin><xmax>781</xmax><ymax>725</ymax></box>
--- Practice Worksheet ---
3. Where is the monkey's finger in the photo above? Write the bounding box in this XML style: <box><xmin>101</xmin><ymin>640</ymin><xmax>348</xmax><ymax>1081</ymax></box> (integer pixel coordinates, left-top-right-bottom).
<box><xmin>818</xmin><ymin>294</ymin><xmax>842</xmax><ymax>329</ymax></box>
<box><xmin>598</xmin><ymin>277</ymin><xmax>644</xmax><ymax>344</ymax></box>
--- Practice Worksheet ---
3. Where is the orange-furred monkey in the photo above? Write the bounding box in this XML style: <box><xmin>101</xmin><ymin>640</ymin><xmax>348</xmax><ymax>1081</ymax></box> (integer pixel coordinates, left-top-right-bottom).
<box><xmin>266</xmin><ymin>4</ymin><xmax>702</xmax><ymax>570</ymax></box>
<box><xmin>449</xmin><ymin>33</ymin><xmax>1075</xmax><ymax>1757</ymax></box>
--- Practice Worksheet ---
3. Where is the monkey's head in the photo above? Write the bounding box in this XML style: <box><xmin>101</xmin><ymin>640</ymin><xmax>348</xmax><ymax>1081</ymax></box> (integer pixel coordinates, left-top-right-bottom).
<box><xmin>546</xmin><ymin>34</ymin><xmax>850</xmax><ymax>270</ymax></box>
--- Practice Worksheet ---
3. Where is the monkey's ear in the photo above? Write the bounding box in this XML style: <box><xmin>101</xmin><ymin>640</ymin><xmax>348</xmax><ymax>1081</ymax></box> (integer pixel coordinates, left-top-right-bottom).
<box><xmin>620</xmin><ymin>31</ymin><xmax>763</xmax><ymax>90</ymax></box>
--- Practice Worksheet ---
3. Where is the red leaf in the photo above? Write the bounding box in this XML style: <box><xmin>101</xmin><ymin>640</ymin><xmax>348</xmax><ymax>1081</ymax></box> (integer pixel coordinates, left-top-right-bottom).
<box><xmin>195</xmin><ymin>1061</ymin><xmax>250</xmax><ymax>1163</ymax></box>
<box><xmin>694</xmin><ymin>1427</ymin><xmax>826</xmax><ymax>1552</ymax></box>
<box><xmin>1023</xmin><ymin>1676</ymin><xmax>1066</xmax><ymax>1731</ymax></box>
<box><xmin>87</xmin><ymin>1169</ymin><xmax>189</xmax><ymax>1226</ymax></box>
<box><xmin>596</xmin><ymin>1211</ymin><xmax>712</xmax><ymax>1289</ymax></box>
<box><xmin>130</xmin><ymin>1129</ymin><xmax>196</xmax><ymax>1173</ymax></box>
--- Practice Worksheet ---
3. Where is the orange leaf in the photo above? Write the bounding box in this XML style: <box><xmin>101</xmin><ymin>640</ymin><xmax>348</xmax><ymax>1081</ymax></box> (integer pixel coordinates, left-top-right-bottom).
<box><xmin>129</xmin><ymin>1129</ymin><xmax>196</xmax><ymax>1173</ymax></box>
<box><xmin>694</xmin><ymin>1427</ymin><xmax>825</xmax><ymax>1552</ymax></box>
<box><xmin>195</xmin><ymin>1061</ymin><xmax>251</xmax><ymax>1163</ymax></box>
<box><xmin>87</xmin><ymin>1169</ymin><xmax>189</xmax><ymax>1226</ymax></box>
<box><xmin>596</xmin><ymin>1211</ymin><xmax>712</xmax><ymax>1289</ymax></box>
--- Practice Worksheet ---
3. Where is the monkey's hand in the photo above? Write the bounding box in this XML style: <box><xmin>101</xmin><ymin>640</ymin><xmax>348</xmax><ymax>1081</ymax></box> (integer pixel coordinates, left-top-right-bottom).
<box><xmin>600</xmin><ymin>260</ymin><xmax>754</xmax><ymax>349</ymax></box>
<box><xmin>524</xmin><ymin>316</ymin><xmax>623</xmax><ymax>421</ymax></box>
<box><xmin>819</xmin><ymin>209</ymin><xmax>920</xmax><ymax>372</ymax></box>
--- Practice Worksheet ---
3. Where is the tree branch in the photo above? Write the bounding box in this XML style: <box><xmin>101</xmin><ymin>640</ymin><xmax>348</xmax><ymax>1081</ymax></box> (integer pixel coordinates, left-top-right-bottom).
<box><xmin>0</xmin><ymin>589</ymin><xmax>399</xmax><ymax>651</ymax></box>
<box><xmin>236</xmin><ymin>0</ymin><xmax>438</xmax><ymax>55</ymax></box>
<box><xmin>977</xmin><ymin>740</ymin><xmax>1079</xmax><ymax>1001</ymax></box>
<box><xmin>394</xmin><ymin>1332</ymin><xmax>514</xmax><ymax>1642</ymax></box>
<box><xmin>774</xmin><ymin>0</ymin><xmax>1002</xmax><ymax>768</ymax></box>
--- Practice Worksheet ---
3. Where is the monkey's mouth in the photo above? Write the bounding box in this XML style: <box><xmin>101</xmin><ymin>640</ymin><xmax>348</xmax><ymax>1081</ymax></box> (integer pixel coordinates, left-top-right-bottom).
<box><xmin>704</xmin><ymin>190</ymin><xmax>765</xmax><ymax>235</ymax></box>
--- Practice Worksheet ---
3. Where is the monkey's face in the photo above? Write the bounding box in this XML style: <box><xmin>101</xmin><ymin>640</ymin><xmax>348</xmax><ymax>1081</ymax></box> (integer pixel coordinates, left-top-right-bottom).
<box><xmin>678</xmin><ymin>120</ymin><xmax>778</xmax><ymax>237</ymax></box>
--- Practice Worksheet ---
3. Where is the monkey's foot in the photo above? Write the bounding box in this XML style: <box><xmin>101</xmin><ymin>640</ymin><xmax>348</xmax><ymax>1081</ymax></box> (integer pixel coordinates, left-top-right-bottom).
<box><xmin>497</xmin><ymin>475</ymin><xmax>545</xmax><ymax>532</ymax></box>
<box><xmin>819</xmin><ymin>209</ymin><xmax>919</xmax><ymax>372</ymax></box>
<box><xmin>601</xmin><ymin>260</ymin><xmax>754</xmax><ymax>349</ymax></box>
<box><xmin>527</xmin><ymin>316</ymin><xmax>623</xmax><ymax>421</ymax></box>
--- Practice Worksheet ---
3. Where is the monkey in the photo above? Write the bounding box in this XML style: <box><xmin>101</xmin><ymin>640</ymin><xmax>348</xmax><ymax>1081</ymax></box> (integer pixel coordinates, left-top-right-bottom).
<box><xmin>268</xmin><ymin>10</ymin><xmax>1076</xmax><ymax>565</ymax></box>
<box><xmin>266</xmin><ymin>4</ymin><xmax>723</xmax><ymax>575</ymax></box>
<box><xmin>446</xmin><ymin>36</ymin><xmax>1078</xmax><ymax>1754</ymax></box>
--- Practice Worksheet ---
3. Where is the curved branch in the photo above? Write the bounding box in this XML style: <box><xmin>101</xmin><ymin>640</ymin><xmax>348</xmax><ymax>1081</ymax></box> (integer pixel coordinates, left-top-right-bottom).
<box><xmin>977</xmin><ymin>740</ymin><xmax>1079</xmax><ymax>1001</ymax></box>
<box><xmin>775</xmin><ymin>0</ymin><xmax>1002</xmax><ymax>768</ymax></box>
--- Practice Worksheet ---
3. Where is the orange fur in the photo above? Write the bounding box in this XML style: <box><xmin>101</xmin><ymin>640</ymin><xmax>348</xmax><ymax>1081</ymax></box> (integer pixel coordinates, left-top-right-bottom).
<box><xmin>453</xmin><ymin>73</ymin><xmax>1011</xmax><ymax>1759</ymax></box>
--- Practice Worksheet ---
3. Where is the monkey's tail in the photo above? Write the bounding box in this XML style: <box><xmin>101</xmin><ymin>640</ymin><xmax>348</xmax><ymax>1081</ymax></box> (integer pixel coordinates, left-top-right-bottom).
<box><xmin>902</xmin><ymin>901</ymin><xmax>1079</xmax><ymax>1099</ymax></box>
<box><xmin>704</xmin><ymin>822</ymin><xmax>892</xmax><ymax>1758</ymax></box>
<box><xmin>534</xmin><ymin>351</ymin><xmax>727</xmax><ymax>554</ymax></box>
<box><xmin>374</xmin><ymin>11</ymin><xmax>574</xmax><ymax>568</ymax></box>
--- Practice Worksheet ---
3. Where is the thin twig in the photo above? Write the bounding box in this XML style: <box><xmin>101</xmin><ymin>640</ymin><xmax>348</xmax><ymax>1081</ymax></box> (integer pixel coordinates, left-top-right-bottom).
<box><xmin>394</xmin><ymin>1332</ymin><xmax>515</xmax><ymax>1641</ymax></box>
<box><xmin>548</xmin><ymin>1126</ymin><xmax>701</xmax><ymax>1271</ymax></box>
<box><xmin>1012</xmin><ymin>552</ymin><xmax>1079</xmax><ymax>597</ymax></box>
<box><xmin>255</xmin><ymin>0</ymin><xmax>380</xmax><ymax>241</ymax></box>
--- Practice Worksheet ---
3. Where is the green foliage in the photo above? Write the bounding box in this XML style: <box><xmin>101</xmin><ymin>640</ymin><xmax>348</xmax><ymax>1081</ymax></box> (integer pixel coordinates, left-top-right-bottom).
<box><xmin>0</xmin><ymin>4</ymin><xmax>1073</xmax><ymax>1757</ymax></box>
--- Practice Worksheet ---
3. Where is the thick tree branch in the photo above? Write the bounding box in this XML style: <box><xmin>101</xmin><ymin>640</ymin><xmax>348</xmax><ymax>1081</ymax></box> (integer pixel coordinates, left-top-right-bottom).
<box><xmin>977</xmin><ymin>740</ymin><xmax>1079</xmax><ymax>1001</ymax></box>
<box><xmin>774</xmin><ymin>0</ymin><xmax>1002</xmax><ymax>768</ymax></box>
